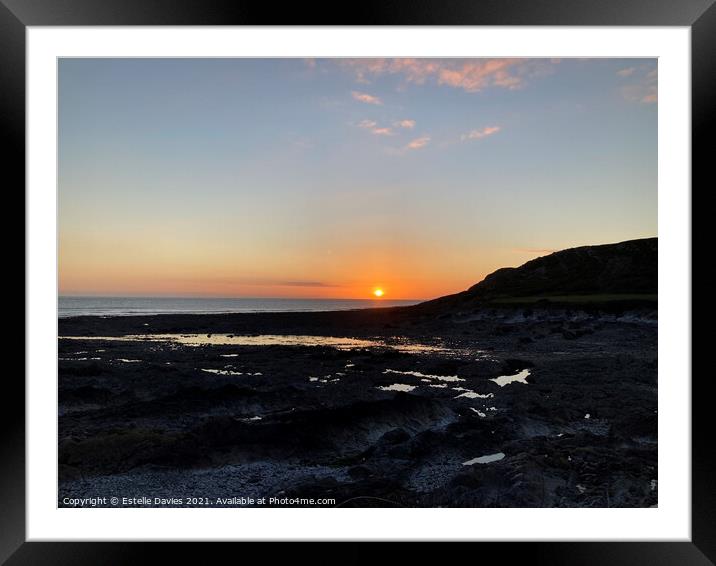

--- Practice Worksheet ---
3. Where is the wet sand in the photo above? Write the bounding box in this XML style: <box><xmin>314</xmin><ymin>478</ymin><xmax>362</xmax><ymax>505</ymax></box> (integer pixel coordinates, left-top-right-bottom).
<box><xmin>58</xmin><ymin>304</ymin><xmax>657</xmax><ymax>507</ymax></box>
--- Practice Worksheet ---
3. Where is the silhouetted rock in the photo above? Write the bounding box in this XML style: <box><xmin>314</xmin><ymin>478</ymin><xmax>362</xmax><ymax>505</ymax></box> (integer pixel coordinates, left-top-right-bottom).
<box><xmin>415</xmin><ymin>238</ymin><xmax>657</xmax><ymax>313</ymax></box>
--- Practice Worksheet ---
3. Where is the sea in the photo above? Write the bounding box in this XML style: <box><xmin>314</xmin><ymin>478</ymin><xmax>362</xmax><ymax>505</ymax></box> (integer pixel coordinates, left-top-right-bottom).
<box><xmin>58</xmin><ymin>296</ymin><xmax>421</xmax><ymax>318</ymax></box>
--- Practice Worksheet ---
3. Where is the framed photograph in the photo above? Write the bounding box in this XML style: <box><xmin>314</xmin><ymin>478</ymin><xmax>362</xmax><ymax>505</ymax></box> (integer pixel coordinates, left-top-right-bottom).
<box><xmin>8</xmin><ymin>0</ymin><xmax>709</xmax><ymax>562</ymax></box>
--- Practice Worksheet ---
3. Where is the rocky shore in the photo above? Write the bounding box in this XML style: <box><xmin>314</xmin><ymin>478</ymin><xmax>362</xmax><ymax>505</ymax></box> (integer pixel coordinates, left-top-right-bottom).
<box><xmin>58</xmin><ymin>239</ymin><xmax>658</xmax><ymax>507</ymax></box>
<box><xmin>58</xmin><ymin>303</ymin><xmax>657</xmax><ymax>508</ymax></box>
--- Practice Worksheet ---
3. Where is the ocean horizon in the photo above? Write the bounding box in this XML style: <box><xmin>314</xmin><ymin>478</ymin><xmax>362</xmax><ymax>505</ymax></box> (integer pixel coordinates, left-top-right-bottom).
<box><xmin>58</xmin><ymin>296</ymin><xmax>422</xmax><ymax>318</ymax></box>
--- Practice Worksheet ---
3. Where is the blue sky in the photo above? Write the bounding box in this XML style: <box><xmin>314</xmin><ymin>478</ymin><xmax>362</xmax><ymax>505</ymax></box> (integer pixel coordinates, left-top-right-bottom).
<box><xmin>58</xmin><ymin>58</ymin><xmax>657</xmax><ymax>299</ymax></box>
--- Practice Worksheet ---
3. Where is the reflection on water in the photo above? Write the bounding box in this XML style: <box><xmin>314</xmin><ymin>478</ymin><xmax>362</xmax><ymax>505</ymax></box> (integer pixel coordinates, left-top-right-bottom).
<box><xmin>490</xmin><ymin>368</ymin><xmax>531</xmax><ymax>387</ymax></box>
<box><xmin>201</xmin><ymin>368</ymin><xmax>244</xmax><ymax>376</ymax></box>
<box><xmin>170</xmin><ymin>334</ymin><xmax>381</xmax><ymax>349</ymax></box>
<box><xmin>309</xmin><ymin>375</ymin><xmax>339</xmax><ymax>383</ymax></box>
<box><xmin>378</xmin><ymin>383</ymin><xmax>416</xmax><ymax>392</ymax></box>
<box><xmin>454</xmin><ymin>389</ymin><xmax>494</xmax><ymax>399</ymax></box>
<box><xmin>60</xmin><ymin>333</ymin><xmax>449</xmax><ymax>354</ymax></box>
<box><xmin>462</xmin><ymin>452</ymin><xmax>505</xmax><ymax>465</ymax></box>
<box><xmin>383</xmin><ymin>369</ymin><xmax>464</xmax><ymax>382</ymax></box>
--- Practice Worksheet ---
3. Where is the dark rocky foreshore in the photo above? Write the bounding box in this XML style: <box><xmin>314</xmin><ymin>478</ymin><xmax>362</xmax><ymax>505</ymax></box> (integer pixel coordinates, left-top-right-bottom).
<box><xmin>58</xmin><ymin>239</ymin><xmax>658</xmax><ymax>507</ymax></box>
<box><xmin>58</xmin><ymin>302</ymin><xmax>657</xmax><ymax>508</ymax></box>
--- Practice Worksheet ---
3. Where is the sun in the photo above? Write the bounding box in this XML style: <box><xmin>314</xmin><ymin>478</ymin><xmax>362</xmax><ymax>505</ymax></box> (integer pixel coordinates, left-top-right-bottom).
<box><xmin>373</xmin><ymin>288</ymin><xmax>384</xmax><ymax>298</ymax></box>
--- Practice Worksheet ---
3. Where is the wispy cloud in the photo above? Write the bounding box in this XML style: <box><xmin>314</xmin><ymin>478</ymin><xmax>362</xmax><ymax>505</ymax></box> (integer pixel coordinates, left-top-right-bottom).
<box><xmin>351</xmin><ymin>90</ymin><xmax>382</xmax><ymax>105</ymax></box>
<box><xmin>618</xmin><ymin>65</ymin><xmax>657</xmax><ymax>104</ymax></box>
<box><xmin>166</xmin><ymin>276</ymin><xmax>340</xmax><ymax>288</ymax></box>
<box><xmin>395</xmin><ymin>119</ymin><xmax>416</xmax><ymax>129</ymax></box>
<box><xmin>356</xmin><ymin>119</ymin><xmax>394</xmax><ymax>136</ymax></box>
<box><xmin>616</xmin><ymin>67</ymin><xmax>636</xmax><ymax>77</ymax></box>
<box><xmin>406</xmin><ymin>135</ymin><xmax>430</xmax><ymax>150</ymax></box>
<box><xmin>279</xmin><ymin>281</ymin><xmax>341</xmax><ymax>288</ymax></box>
<box><xmin>460</xmin><ymin>126</ymin><xmax>501</xmax><ymax>141</ymax></box>
<box><xmin>340</xmin><ymin>58</ymin><xmax>557</xmax><ymax>93</ymax></box>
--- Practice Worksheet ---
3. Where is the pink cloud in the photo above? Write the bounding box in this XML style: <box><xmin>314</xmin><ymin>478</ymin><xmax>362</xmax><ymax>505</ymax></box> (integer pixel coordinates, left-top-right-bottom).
<box><xmin>357</xmin><ymin>119</ymin><xmax>378</xmax><ymax>129</ymax></box>
<box><xmin>461</xmin><ymin>126</ymin><xmax>501</xmax><ymax>141</ymax></box>
<box><xmin>406</xmin><ymin>135</ymin><xmax>430</xmax><ymax>150</ymax></box>
<box><xmin>356</xmin><ymin>120</ymin><xmax>394</xmax><ymax>136</ymax></box>
<box><xmin>617</xmin><ymin>67</ymin><xmax>636</xmax><ymax>77</ymax></box>
<box><xmin>340</xmin><ymin>58</ymin><xmax>556</xmax><ymax>93</ymax></box>
<box><xmin>620</xmin><ymin>66</ymin><xmax>657</xmax><ymax>104</ymax></box>
<box><xmin>351</xmin><ymin>91</ymin><xmax>382</xmax><ymax>105</ymax></box>
<box><xmin>395</xmin><ymin>119</ymin><xmax>416</xmax><ymax>129</ymax></box>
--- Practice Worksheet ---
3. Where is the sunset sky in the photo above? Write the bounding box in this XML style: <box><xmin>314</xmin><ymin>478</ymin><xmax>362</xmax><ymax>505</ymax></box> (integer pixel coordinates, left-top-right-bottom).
<box><xmin>58</xmin><ymin>58</ymin><xmax>657</xmax><ymax>300</ymax></box>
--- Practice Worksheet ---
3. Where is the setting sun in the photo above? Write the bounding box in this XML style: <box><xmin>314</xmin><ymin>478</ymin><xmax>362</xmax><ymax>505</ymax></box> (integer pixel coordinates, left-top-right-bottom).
<box><xmin>373</xmin><ymin>289</ymin><xmax>384</xmax><ymax>298</ymax></box>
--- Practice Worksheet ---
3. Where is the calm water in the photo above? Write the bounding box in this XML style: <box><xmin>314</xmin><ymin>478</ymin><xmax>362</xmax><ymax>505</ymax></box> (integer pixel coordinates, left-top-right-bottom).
<box><xmin>59</xmin><ymin>333</ymin><xmax>451</xmax><ymax>353</ymax></box>
<box><xmin>59</xmin><ymin>296</ymin><xmax>420</xmax><ymax>318</ymax></box>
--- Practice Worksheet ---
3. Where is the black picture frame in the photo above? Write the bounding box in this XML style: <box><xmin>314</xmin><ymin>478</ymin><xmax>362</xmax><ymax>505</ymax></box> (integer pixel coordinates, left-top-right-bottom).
<box><xmin>6</xmin><ymin>1</ymin><xmax>709</xmax><ymax>563</ymax></box>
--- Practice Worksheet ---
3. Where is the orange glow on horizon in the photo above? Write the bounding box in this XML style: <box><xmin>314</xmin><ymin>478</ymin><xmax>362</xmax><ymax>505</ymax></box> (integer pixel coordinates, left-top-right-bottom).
<box><xmin>58</xmin><ymin>231</ymin><xmax>563</xmax><ymax>301</ymax></box>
